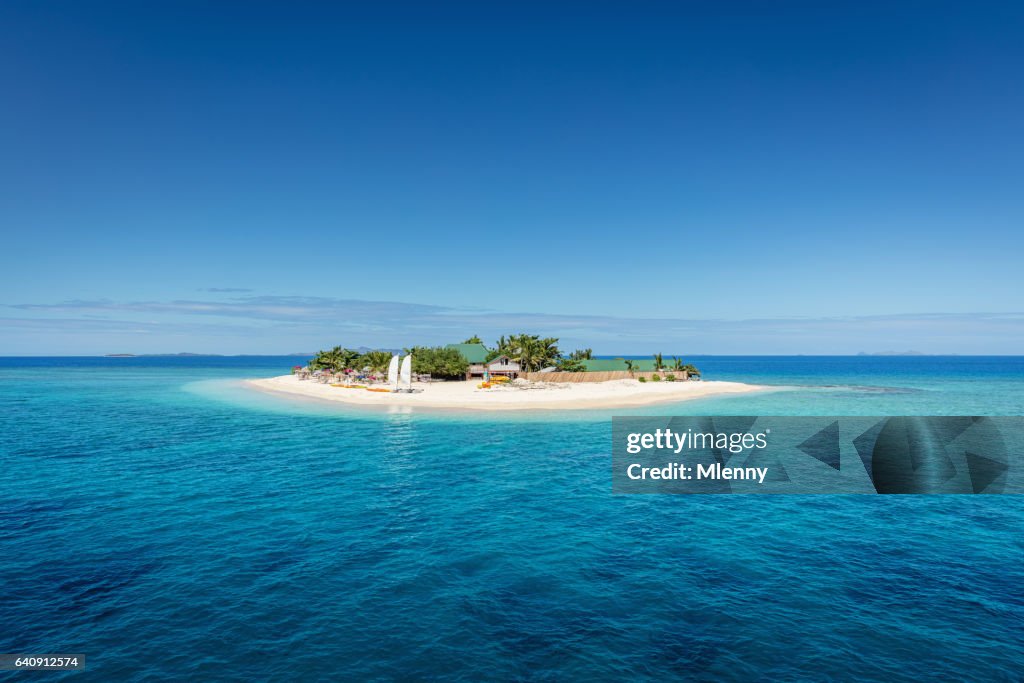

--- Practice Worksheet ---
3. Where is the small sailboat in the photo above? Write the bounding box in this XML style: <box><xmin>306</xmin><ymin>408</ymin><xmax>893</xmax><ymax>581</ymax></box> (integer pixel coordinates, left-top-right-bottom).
<box><xmin>399</xmin><ymin>353</ymin><xmax>412</xmax><ymax>392</ymax></box>
<box><xmin>387</xmin><ymin>354</ymin><xmax>400</xmax><ymax>392</ymax></box>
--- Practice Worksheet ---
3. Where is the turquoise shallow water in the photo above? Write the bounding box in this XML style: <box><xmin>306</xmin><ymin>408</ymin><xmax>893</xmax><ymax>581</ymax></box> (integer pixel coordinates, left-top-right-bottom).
<box><xmin>1</xmin><ymin>356</ymin><xmax>1023</xmax><ymax>680</ymax></box>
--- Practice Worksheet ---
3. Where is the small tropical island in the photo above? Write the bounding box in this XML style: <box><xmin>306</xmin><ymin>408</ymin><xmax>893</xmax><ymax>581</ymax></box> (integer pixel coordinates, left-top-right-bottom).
<box><xmin>249</xmin><ymin>334</ymin><xmax>765</xmax><ymax>410</ymax></box>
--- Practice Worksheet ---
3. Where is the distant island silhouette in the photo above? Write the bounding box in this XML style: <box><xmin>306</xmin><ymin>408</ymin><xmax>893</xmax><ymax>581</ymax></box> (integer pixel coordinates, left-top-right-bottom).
<box><xmin>857</xmin><ymin>351</ymin><xmax>929</xmax><ymax>356</ymax></box>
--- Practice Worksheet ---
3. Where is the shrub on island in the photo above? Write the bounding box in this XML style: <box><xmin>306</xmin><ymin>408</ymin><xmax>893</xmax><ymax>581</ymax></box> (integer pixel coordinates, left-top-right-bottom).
<box><xmin>664</xmin><ymin>373</ymin><xmax>676</xmax><ymax>382</ymax></box>
<box><xmin>405</xmin><ymin>346</ymin><xmax>469</xmax><ymax>380</ymax></box>
<box><xmin>307</xmin><ymin>345</ymin><xmax>470</xmax><ymax>380</ymax></box>
<box><xmin>651</xmin><ymin>374</ymin><xmax>661</xmax><ymax>382</ymax></box>
<box><xmin>638</xmin><ymin>376</ymin><xmax>647</xmax><ymax>383</ymax></box>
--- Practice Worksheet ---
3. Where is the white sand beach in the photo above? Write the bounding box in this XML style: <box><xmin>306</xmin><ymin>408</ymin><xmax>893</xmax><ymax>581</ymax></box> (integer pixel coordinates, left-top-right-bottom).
<box><xmin>248</xmin><ymin>374</ymin><xmax>767</xmax><ymax>411</ymax></box>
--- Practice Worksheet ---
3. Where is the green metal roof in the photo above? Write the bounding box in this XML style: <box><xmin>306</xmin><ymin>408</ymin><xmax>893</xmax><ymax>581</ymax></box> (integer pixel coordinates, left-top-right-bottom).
<box><xmin>581</xmin><ymin>358</ymin><xmax>659</xmax><ymax>372</ymax></box>
<box><xmin>446</xmin><ymin>343</ymin><xmax>491</xmax><ymax>364</ymax></box>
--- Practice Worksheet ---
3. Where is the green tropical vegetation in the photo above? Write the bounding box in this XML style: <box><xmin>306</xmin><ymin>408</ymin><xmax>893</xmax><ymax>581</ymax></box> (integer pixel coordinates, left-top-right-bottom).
<box><xmin>307</xmin><ymin>345</ymin><xmax>468</xmax><ymax>379</ymax></box>
<box><xmin>307</xmin><ymin>346</ymin><xmax>362</xmax><ymax>372</ymax></box>
<box><xmin>490</xmin><ymin>334</ymin><xmax>562</xmax><ymax>372</ymax></box>
<box><xmin>653</xmin><ymin>354</ymin><xmax>701</xmax><ymax>377</ymax></box>
<box><xmin>360</xmin><ymin>350</ymin><xmax>392</xmax><ymax>374</ymax></box>
<box><xmin>404</xmin><ymin>346</ymin><xmax>469</xmax><ymax>379</ymax></box>
<box><xmin>305</xmin><ymin>336</ymin><xmax>701</xmax><ymax>380</ymax></box>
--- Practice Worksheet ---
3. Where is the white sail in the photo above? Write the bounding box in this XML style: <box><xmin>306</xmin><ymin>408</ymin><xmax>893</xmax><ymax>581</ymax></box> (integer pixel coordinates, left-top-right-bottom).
<box><xmin>399</xmin><ymin>354</ymin><xmax>412</xmax><ymax>391</ymax></box>
<box><xmin>387</xmin><ymin>354</ymin><xmax>400</xmax><ymax>390</ymax></box>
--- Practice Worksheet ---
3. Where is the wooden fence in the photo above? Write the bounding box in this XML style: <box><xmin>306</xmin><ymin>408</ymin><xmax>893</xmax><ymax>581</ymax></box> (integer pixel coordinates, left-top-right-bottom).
<box><xmin>519</xmin><ymin>370</ymin><xmax>690</xmax><ymax>383</ymax></box>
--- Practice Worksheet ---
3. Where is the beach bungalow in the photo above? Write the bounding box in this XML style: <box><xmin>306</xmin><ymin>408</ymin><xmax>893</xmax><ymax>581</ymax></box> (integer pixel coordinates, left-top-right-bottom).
<box><xmin>446</xmin><ymin>343</ymin><xmax>521</xmax><ymax>380</ymax></box>
<box><xmin>483</xmin><ymin>355</ymin><xmax>520</xmax><ymax>379</ymax></box>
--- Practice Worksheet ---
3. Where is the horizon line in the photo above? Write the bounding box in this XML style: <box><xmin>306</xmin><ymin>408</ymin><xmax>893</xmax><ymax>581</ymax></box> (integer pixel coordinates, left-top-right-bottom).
<box><xmin>2</xmin><ymin>353</ymin><xmax>1023</xmax><ymax>359</ymax></box>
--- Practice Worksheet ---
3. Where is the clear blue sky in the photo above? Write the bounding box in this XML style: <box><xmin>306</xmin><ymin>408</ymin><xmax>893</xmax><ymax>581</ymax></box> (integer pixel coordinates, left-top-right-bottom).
<box><xmin>2</xmin><ymin>1</ymin><xmax>1022</xmax><ymax>354</ymax></box>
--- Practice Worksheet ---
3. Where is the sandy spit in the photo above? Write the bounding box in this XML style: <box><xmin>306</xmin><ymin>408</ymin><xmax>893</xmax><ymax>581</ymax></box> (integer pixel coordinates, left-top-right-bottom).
<box><xmin>246</xmin><ymin>374</ymin><xmax>768</xmax><ymax>411</ymax></box>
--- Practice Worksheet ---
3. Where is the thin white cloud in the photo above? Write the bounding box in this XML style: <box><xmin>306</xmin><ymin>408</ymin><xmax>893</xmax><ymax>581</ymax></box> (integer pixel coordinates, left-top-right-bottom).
<box><xmin>2</xmin><ymin>295</ymin><xmax>1023</xmax><ymax>354</ymax></box>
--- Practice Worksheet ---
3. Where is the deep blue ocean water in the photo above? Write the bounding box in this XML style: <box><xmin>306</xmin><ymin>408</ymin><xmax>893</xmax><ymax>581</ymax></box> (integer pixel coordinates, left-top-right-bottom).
<box><xmin>1</xmin><ymin>356</ymin><xmax>1022</xmax><ymax>681</ymax></box>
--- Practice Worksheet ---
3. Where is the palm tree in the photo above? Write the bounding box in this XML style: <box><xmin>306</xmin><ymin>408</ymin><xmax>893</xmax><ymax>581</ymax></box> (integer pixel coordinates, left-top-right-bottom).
<box><xmin>653</xmin><ymin>353</ymin><xmax>665</xmax><ymax>371</ymax></box>
<box><xmin>497</xmin><ymin>333</ymin><xmax>562</xmax><ymax>372</ymax></box>
<box><xmin>514</xmin><ymin>334</ymin><xmax>544</xmax><ymax>372</ymax></box>
<box><xmin>671</xmin><ymin>356</ymin><xmax>684</xmax><ymax>371</ymax></box>
<box><xmin>342</xmin><ymin>348</ymin><xmax>362</xmax><ymax>370</ymax></box>
<box><xmin>311</xmin><ymin>345</ymin><xmax>353</xmax><ymax>372</ymax></box>
<box><xmin>623</xmin><ymin>359</ymin><xmax>635</xmax><ymax>375</ymax></box>
<box><xmin>360</xmin><ymin>350</ymin><xmax>392</xmax><ymax>374</ymax></box>
<box><xmin>516</xmin><ymin>336</ymin><xmax>536</xmax><ymax>372</ymax></box>
<box><xmin>535</xmin><ymin>337</ymin><xmax>560</xmax><ymax>370</ymax></box>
